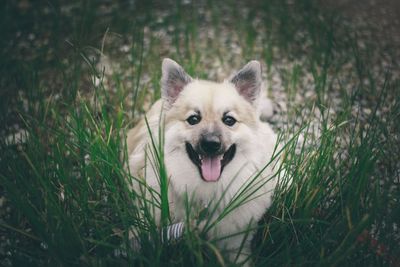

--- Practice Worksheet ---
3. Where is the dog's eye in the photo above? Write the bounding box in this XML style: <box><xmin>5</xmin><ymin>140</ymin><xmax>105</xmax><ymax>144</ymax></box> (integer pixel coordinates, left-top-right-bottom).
<box><xmin>222</xmin><ymin>116</ymin><xmax>236</xmax><ymax>126</ymax></box>
<box><xmin>187</xmin><ymin>115</ymin><xmax>201</xmax><ymax>125</ymax></box>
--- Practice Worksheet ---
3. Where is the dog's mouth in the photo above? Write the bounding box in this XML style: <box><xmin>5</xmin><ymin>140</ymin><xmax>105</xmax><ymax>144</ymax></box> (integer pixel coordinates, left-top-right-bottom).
<box><xmin>185</xmin><ymin>142</ymin><xmax>236</xmax><ymax>182</ymax></box>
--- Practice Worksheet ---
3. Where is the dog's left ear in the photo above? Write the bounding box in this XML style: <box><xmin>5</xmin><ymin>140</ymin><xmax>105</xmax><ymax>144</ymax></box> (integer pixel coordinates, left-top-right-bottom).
<box><xmin>229</xmin><ymin>60</ymin><xmax>262</xmax><ymax>104</ymax></box>
<box><xmin>161</xmin><ymin>58</ymin><xmax>193</xmax><ymax>104</ymax></box>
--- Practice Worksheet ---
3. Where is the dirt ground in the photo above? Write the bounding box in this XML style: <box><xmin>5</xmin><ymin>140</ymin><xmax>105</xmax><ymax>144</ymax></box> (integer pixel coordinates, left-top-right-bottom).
<box><xmin>323</xmin><ymin>0</ymin><xmax>400</xmax><ymax>48</ymax></box>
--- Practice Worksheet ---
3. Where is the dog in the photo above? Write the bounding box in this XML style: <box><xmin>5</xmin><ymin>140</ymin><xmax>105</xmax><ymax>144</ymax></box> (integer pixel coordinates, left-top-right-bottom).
<box><xmin>126</xmin><ymin>58</ymin><xmax>280</xmax><ymax>265</ymax></box>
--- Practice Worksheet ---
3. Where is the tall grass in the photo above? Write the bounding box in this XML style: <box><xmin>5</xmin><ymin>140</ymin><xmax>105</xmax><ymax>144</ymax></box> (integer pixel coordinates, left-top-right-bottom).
<box><xmin>1</xmin><ymin>0</ymin><xmax>399</xmax><ymax>266</ymax></box>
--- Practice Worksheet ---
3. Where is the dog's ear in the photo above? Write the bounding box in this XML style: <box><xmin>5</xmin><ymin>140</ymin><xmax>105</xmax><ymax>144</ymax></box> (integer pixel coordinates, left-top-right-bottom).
<box><xmin>229</xmin><ymin>60</ymin><xmax>262</xmax><ymax>104</ymax></box>
<box><xmin>161</xmin><ymin>58</ymin><xmax>193</xmax><ymax>104</ymax></box>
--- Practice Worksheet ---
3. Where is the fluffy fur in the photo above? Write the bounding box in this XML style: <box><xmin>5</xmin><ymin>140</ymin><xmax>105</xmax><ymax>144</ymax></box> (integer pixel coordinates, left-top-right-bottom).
<box><xmin>126</xmin><ymin>58</ymin><xmax>279</xmax><ymax>264</ymax></box>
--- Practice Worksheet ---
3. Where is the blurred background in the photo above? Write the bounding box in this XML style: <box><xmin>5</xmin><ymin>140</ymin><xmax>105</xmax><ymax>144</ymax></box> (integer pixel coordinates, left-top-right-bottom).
<box><xmin>1</xmin><ymin>0</ymin><xmax>399</xmax><ymax>266</ymax></box>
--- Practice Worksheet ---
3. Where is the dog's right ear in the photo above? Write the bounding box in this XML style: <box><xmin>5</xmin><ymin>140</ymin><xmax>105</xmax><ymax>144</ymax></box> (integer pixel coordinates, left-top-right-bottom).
<box><xmin>161</xmin><ymin>58</ymin><xmax>193</xmax><ymax>104</ymax></box>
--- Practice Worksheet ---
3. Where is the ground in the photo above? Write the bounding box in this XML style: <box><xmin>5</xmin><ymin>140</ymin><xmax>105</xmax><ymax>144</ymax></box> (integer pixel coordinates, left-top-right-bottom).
<box><xmin>0</xmin><ymin>0</ymin><xmax>399</xmax><ymax>266</ymax></box>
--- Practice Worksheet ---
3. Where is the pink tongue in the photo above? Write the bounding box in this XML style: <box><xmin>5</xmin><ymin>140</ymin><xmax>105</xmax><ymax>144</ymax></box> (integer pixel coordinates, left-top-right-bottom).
<box><xmin>201</xmin><ymin>156</ymin><xmax>222</xmax><ymax>182</ymax></box>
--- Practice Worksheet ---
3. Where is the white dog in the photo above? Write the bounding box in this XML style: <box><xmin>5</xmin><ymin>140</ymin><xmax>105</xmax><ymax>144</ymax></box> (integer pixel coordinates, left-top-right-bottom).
<box><xmin>126</xmin><ymin>58</ymin><xmax>280</xmax><ymax>264</ymax></box>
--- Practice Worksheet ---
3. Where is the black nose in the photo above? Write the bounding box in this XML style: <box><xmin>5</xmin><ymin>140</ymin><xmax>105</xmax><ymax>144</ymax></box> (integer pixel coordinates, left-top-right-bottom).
<box><xmin>199</xmin><ymin>134</ymin><xmax>222</xmax><ymax>155</ymax></box>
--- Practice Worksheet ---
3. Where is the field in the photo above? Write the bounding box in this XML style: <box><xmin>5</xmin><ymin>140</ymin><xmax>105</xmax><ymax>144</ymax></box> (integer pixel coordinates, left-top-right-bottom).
<box><xmin>1</xmin><ymin>0</ymin><xmax>399</xmax><ymax>266</ymax></box>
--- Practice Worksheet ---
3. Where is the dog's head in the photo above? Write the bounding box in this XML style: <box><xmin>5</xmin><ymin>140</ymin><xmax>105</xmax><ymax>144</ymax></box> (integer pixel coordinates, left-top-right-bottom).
<box><xmin>161</xmin><ymin>58</ymin><xmax>263</xmax><ymax>183</ymax></box>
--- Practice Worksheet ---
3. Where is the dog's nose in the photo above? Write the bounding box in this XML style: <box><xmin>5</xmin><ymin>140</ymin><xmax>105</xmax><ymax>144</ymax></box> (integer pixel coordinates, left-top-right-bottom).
<box><xmin>199</xmin><ymin>134</ymin><xmax>222</xmax><ymax>155</ymax></box>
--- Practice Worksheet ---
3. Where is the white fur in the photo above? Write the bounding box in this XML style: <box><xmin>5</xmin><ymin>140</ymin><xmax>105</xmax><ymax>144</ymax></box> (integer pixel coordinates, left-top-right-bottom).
<box><xmin>127</xmin><ymin>60</ymin><xmax>279</xmax><ymax>265</ymax></box>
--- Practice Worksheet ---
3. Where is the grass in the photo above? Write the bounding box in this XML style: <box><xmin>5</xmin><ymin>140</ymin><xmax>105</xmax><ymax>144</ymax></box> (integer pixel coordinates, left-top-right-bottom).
<box><xmin>1</xmin><ymin>0</ymin><xmax>399</xmax><ymax>266</ymax></box>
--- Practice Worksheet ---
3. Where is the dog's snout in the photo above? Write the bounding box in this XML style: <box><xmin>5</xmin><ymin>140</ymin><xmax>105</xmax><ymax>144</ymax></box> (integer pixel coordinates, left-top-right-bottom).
<box><xmin>199</xmin><ymin>134</ymin><xmax>222</xmax><ymax>155</ymax></box>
